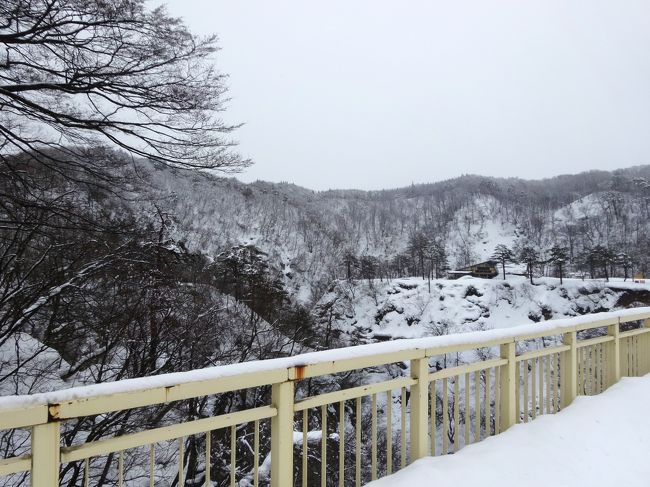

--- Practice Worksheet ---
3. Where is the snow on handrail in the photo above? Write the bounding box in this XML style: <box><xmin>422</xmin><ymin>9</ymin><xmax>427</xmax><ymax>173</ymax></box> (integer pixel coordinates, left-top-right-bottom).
<box><xmin>0</xmin><ymin>308</ymin><xmax>648</xmax><ymax>414</ymax></box>
<box><xmin>1</xmin><ymin>307</ymin><xmax>650</xmax><ymax>487</ymax></box>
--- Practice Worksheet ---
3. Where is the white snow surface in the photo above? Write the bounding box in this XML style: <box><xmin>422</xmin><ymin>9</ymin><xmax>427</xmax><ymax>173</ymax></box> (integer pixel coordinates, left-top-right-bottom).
<box><xmin>368</xmin><ymin>374</ymin><xmax>650</xmax><ymax>487</ymax></box>
<box><xmin>553</xmin><ymin>192</ymin><xmax>618</xmax><ymax>223</ymax></box>
<box><xmin>450</xmin><ymin>197</ymin><xmax>518</xmax><ymax>263</ymax></box>
<box><xmin>0</xmin><ymin>305</ymin><xmax>648</xmax><ymax>411</ymax></box>
<box><xmin>319</xmin><ymin>276</ymin><xmax>650</xmax><ymax>342</ymax></box>
<box><xmin>0</xmin><ymin>333</ymin><xmax>69</xmax><ymax>397</ymax></box>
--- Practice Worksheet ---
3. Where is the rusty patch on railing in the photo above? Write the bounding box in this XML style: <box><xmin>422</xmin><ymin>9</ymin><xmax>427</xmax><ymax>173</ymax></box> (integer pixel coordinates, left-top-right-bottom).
<box><xmin>294</xmin><ymin>365</ymin><xmax>307</xmax><ymax>380</ymax></box>
<box><xmin>48</xmin><ymin>404</ymin><xmax>60</xmax><ymax>421</ymax></box>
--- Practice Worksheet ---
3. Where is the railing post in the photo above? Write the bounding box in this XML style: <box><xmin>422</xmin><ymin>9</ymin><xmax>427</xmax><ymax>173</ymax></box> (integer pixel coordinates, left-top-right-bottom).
<box><xmin>31</xmin><ymin>421</ymin><xmax>60</xmax><ymax>487</ymax></box>
<box><xmin>271</xmin><ymin>380</ymin><xmax>294</xmax><ymax>487</ymax></box>
<box><xmin>562</xmin><ymin>331</ymin><xmax>577</xmax><ymax>408</ymax></box>
<box><xmin>409</xmin><ymin>357</ymin><xmax>429</xmax><ymax>461</ymax></box>
<box><xmin>639</xmin><ymin>318</ymin><xmax>650</xmax><ymax>375</ymax></box>
<box><xmin>608</xmin><ymin>320</ymin><xmax>621</xmax><ymax>385</ymax></box>
<box><xmin>499</xmin><ymin>341</ymin><xmax>516</xmax><ymax>431</ymax></box>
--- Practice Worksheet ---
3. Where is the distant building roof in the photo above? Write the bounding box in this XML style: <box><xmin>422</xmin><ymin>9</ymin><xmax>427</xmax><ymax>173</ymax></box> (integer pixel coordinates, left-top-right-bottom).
<box><xmin>460</xmin><ymin>260</ymin><xmax>497</xmax><ymax>270</ymax></box>
<box><xmin>448</xmin><ymin>260</ymin><xmax>498</xmax><ymax>279</ymax></box>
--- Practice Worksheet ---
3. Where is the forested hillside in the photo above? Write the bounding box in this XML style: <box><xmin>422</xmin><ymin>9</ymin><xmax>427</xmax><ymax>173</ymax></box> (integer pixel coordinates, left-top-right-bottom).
<box><xmin>7</xmin><ymin>155</ymin><xmax>650</xmax><ymax>381</ymax></box>
<box><xmin>145</xmin><ymin>162</ymin><xmax>650</xmax><ymax>302</ymax></box>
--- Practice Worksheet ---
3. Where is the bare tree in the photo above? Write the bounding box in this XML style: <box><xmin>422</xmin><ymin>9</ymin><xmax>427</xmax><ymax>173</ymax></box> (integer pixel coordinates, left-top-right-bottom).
<box><xmin>0</xmin><ymin>0</ymin><xmax>250</xmax><ymax>346</ymax></box>
<box><xmin>0</xmin><ymin>0</ymin><xmax>249</xmax><ymax>179</ymax></box>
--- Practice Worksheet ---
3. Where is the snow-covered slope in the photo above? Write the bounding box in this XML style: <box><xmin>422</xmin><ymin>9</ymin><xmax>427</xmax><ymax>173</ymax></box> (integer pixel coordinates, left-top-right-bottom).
<box><xmin>447</xmin><ymin>196</ymin><xmax>519</xmax><ymax>265</ymax></box>
<box><xmin>313</xmin><ymin>276</ymin><xmax>650</xmax><ymax>344</ymax></box>
<box><xmin>133</xmin><ymin>164</ymin><xmax>650</xmax><ymax>304</ymax></box>
<box><xmin>0</xmin><ymin>333</ymin><xmax>69</xmax><ymax>397</ymax></box>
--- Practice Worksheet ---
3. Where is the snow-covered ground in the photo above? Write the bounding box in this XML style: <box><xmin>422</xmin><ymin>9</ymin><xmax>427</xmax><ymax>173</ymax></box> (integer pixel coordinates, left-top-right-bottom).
<box><xmin>316</xmin><ymin>276</ymin><xmax>650</xmax><ymax>344</ymax></box>
<box><xmin>368</xmin><ymin>374</ymin><xmax>650</xmax><ymax>487</ymax></box>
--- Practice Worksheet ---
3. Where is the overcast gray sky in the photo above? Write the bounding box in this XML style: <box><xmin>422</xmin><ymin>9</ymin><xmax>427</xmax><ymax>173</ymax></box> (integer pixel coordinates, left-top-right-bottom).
<box><xmin>165</xmin><ymin>0</ymin><xmax>650</xmax><ymax>190</ymax></box>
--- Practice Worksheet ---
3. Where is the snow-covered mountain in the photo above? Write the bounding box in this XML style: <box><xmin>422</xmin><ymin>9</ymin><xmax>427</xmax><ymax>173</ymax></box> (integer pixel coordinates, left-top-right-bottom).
<box><xmin>137</xmin><ymin>163</ymin><xmax>650</xmax><ymax>304</ymax></box>
<box><xmin>7</xmin><ymin>159</ymin><xmax>648</xmax><ymax>391</ymax></box>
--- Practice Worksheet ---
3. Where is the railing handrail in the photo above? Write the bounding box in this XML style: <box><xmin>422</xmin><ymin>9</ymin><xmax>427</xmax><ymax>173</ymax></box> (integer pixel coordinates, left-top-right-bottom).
<box><xmin>1</xmin><ymin>307</ymin><xmax>650</xmax><ymax>486</ymax></box>
<box><xmin>1</xmin><ymin>307</ymin><xmax>649</xmax><ymax>429</ymax></box>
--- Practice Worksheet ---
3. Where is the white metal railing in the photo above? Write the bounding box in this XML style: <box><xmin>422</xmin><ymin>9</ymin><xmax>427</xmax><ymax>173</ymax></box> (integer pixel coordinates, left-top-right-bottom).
<box><xmin>0</xmin><ymin>308</ymin><xmax>649</xmax><ymax>486</ymax></box>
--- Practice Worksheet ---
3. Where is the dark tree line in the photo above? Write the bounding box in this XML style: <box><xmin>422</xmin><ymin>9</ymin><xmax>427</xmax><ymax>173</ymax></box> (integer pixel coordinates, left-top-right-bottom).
<box><xmin>489</xmin><ymin>242</ymin><xmax>634</xmax><ymax>285</ymax></box>
<box><xmin>340</xmin><ymin>232</ymin><xmax>448</xmax><ymax>284</ymax></box>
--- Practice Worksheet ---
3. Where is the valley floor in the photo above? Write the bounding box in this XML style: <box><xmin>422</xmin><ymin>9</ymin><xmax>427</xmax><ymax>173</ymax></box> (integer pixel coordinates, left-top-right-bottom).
<box><xmin>368</xmin><ymin>373</ymin><xmax>650</xmax><ymax>487</ymax></box>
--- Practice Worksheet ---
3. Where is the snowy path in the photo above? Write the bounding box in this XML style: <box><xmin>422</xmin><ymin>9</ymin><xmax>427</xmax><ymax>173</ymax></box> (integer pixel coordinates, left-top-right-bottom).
<box><xmin>368</xmin><ymin>374</ymin><xmax>650</xmax><ymax>487</ymax></box>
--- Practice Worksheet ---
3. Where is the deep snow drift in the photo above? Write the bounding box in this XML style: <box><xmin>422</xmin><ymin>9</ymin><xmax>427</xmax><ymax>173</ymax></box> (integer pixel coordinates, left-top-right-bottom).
<box><xmin>368</xmin><ymin>374</ymin><xmax>650</xmax><ymax>487</ymax></box>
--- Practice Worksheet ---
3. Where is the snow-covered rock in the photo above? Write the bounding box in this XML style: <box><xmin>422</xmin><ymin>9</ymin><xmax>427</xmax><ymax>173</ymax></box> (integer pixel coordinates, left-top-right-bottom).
<box><xmin>314</xmin><ymin>276</ymin><xmax>650</xmax><ymax>344</ymax></box>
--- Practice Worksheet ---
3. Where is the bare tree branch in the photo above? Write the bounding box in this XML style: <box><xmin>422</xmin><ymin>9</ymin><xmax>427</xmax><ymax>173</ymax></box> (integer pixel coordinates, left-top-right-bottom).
<box><xmin>0</xmin><ymin>0</ymin><xmax>250</xmax><ymax>173</ymax></box>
